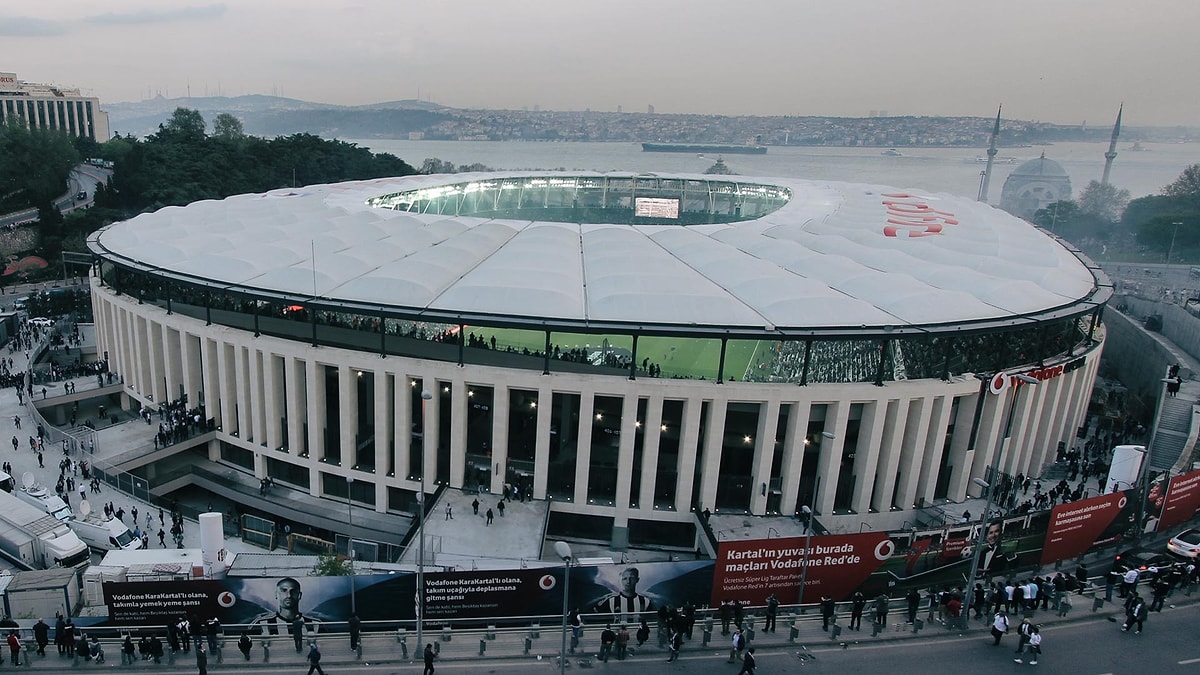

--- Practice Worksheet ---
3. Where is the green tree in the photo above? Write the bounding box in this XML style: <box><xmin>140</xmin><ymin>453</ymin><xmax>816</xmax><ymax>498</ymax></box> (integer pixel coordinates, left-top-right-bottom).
<box><xmin>150</xmin><ymin>107</ymin><xmax>207</xmax><ymax>144</ymax></box>
<box><xmin>311</xmin><ymin>553</ymin><xmax>352</xmax><ymax>576</ymax></box>
<box><xmin>1162</xmin><ymin>164</ymin><xmax>1200</xmax><ymax>198</ymax></box>
<box><xmin>1078</xmin><ymin>180</ymin><xmax>1130</xmax><ymax>222</ymax></box>
<box><xmin>0</xmin><ymin>120</ymin><xmax>80</xmax><ymax>210</ymax></box>
<box><xmin>212</xmin><ymin>113</ymin><xmax>245</xmax><ymax>140</ymax></box>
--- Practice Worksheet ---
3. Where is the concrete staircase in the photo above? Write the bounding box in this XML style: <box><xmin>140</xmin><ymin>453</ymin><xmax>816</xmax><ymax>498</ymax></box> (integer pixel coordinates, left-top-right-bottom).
<box><xmin>1150</xmin><ymin>395</ymin><xmax>1194</xmax><ymax>472</ymax></box>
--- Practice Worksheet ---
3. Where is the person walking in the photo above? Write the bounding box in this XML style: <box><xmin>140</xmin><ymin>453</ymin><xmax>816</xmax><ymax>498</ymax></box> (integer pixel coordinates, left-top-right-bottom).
<box><xmin>849</xmin><ymin>591</ymin><xmax>866</xmax><ymax>630</ymax></box>
<box><xmin>764</xmin><ymin>593</ymin><xmax>779</xmax><ymax>632</ymax></box>
<box><xmin>1016</xmin><ymin>625</ymin><xmax>1042</xmax><ymax>665</ymax></box>
<box><xmin>1122</xmin><ymin>595</ymin><xmax>1147</xmax><ymax>634</ymax></box>
<box><xmin>737</xmin><ymin>646</ymin><xmax>757</xmax><ymax>674</ymax></box>
<box><xmin>990</xmin><ymin>610</ymin><xmax>1009</xmax><ymax>646</ymax></box>
<box><xmin>485</xmin><ymin>508</ymin><xmax>494</xmax><ymax>526</ymax></box>
<box><xmin>33</xmin><ymin>618</ymin><xmax>49</xmax><ymax>656</ymax></box>
<box><xmin>726</xmin><ymin>628</ymin><xmax>744</xmax><ymax>663</ymax></box>
<box><xmin>196</xmin><ymin>645</ymin><xmax>207</xmax><ymax>675</ymax></box>
<box><xmin>6</xmin><ymin>630</ymin><xmax>20</xmax><ymax>666</ymax></box>
<box><xmin>667</xmin><ymin>628</ymin><xmax>682</xmax><ymax>662</ymax></box>
<box><xmin>1014</xmin><ymin>617</ymin><xmax>1033</xmax><ymax>655</ymax></box>
<box><xmin>237</xmin><ymin>632</ymin><xmax>252</xmax><ymax>660</ymax></box>
<box><xmin>820</xmin><ymin>594</ymin><xmax>836</xmax><ymax>631</ymax></box>
<box><xmin>305</xmin><ymin>642</ymin><xmax>325</xmax><ymax>675</ymax></box>
<box><xmin>349</xmin><ymin>613</ymin><xmax>361</xmax><ymax>651</ymax></box>
<box><xmin>423</xmin><ymin>642</ymin><xmax>436</xmax><ymax>675</ymax></box>
<box><xmin>616</xmin><ymin>624</ymin><xmax>629</xmax><ymax>660</ymax></box>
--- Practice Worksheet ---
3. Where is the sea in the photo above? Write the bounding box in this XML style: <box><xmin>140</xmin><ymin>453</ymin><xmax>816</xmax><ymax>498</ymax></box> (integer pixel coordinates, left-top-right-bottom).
<box><xmin>348</xmin><ymin>139</ymin><xmax>1198</xmax><ymax>203</ymax></box>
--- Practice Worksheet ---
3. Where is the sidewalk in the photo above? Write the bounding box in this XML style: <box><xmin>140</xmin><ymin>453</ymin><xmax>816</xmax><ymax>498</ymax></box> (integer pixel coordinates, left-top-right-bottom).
<box><xmin>10</xmin><ymin>585</ymin><xmax>1197</xmax><ymax>671</ymax></box>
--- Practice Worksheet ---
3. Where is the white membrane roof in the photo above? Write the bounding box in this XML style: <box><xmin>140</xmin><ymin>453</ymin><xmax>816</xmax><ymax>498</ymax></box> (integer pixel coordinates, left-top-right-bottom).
<box><xmin>92</xmin><ymin>172</ymin><xmax>1099</xmax><ymax>331</ymax></box>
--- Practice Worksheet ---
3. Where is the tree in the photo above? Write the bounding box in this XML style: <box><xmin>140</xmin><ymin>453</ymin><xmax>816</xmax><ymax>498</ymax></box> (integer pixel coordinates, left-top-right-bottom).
<box><xmin>1078</xmin><ymin>180</ymin><xmax>1130</xmax><ymax>222</ymax></box>
<box><xmin>1162</xmin><ymin>164</ymin><xmax>1200</xmax><ymax>198</ymax></box>
<box><xmin>1032</xmin><ymin>200</ymin><xmax>1080</xmax><ymax>231</ymax></box>
<box><xmin>311</xmin><ymin>553</ymin><xmax>352</xmax><ymax>576</ymax></box>
<box><xmin>212</xmin><ymin>113</ymin><xmax>245</xmax><ymax>140</ymax></box>
<box><xmin>150</xmin><ymin>107</ymin><xmax>207</xmax><ymax>144</ymax></box>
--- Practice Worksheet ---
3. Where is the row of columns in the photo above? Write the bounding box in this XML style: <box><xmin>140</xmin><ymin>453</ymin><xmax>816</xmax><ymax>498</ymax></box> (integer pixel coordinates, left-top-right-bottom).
<box><xmin>0</xmin><ymin>96</ymin><xmax>101</xmax><ymax>140</ymax></box>
<box><xmin>94</xmin><ymin>282</ymin><xmax>1102</xmax><ymax>525</ymax></box>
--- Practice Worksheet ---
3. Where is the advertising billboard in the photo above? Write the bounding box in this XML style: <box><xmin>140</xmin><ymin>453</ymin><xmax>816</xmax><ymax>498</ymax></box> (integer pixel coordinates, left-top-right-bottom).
<box><xmin>1040</xmin><ymin>489</ymin><xmax>1137</xmax><ymax>565</ymax></box>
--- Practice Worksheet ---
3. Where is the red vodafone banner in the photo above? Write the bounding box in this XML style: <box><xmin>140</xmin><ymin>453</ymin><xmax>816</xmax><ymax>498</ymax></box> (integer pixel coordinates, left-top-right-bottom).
<box><xmin>1041</xmin><ymin>490</ymin><xmax>1134</xmax><ymax>565</ymax></box>
<box><xmin>1158</xmin><ymin>469</ymin><xmax>1200</xmax><ymax>531</ymax></box>
<box><xmin>712</xmin><ymin>532</ymin><xmax>894</xmax><ymax>606</ymax></box>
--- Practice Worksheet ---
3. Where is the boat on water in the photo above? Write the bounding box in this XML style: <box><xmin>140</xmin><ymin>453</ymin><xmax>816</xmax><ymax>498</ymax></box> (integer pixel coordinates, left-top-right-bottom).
<box><xmin>965</xmin><ymin>155</ymin><xmax>1019</xmax><ymax>164</ymax></box>
<box><xmin>703</xmin><ymin>157</ymin><xmax>736</xmax><ymax>175</ymax></box>
<box><xmin>641</xmin><ymin>143</ymin><xmax>767</xmax><ymax>155</ymax></box>
<box><xmin>881</xmin><ymin>148</ymin><xmax>903</xmax><ymax>156</ymax></box>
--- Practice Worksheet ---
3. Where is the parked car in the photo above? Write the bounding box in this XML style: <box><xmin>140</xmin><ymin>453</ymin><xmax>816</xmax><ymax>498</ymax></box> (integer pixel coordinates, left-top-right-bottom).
<box><xmin>1167</xmin><ymin>528</ymin><xmax>1200</xmax><ymax>559</ymax></box>
<box><xmin>1114</xmin><ymin>547</ymin><xmax>1185</xmax><ymax>582</ymax></box>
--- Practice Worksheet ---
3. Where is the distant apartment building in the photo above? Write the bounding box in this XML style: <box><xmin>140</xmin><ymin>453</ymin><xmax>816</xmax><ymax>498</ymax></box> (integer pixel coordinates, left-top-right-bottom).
<box><xmin>0</xmin><ymin>71</ymin><xmax>110</xmax><ymax>142</ymax></box>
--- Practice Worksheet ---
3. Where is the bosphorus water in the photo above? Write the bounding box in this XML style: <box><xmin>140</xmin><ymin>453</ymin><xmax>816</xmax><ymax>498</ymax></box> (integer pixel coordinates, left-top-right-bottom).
<box><xmin>350</xmin><ymin>139</ymin><xmax>1197</xmax><ymax>202</ymax></box>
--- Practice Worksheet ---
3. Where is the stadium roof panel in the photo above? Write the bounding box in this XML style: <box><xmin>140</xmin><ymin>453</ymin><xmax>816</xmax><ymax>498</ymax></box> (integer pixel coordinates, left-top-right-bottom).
<box><xmin>91</xmin><ymin>172</ymin><xmax>1101</xmax><ymax>332</ymax></box>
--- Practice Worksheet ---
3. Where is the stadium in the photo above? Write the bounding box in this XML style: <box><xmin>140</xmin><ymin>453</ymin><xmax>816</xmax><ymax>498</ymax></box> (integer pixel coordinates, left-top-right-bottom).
<box><xmin>87</xmin><ymin>172</ymin><xmax>1111</xmax><ymax>552</ymax></box>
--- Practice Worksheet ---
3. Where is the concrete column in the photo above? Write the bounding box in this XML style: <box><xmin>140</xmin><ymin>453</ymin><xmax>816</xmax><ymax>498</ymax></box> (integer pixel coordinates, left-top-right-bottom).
<box><xmin>749</xmin><ymin>400</ymin><xmax>780</xmax><ymax>515</ymax></box>
<box><xmin>815</xmin><ymin>401</ymin><xmax>848</xmax><ymax>516</ymax></box>
<box><xmin>200</xmin><ymin>339</ymin><xmax>219</xmax><ymax>428</ymax></box>
<box><xmin>249</xmin><ymin>349</ymin><xmax>267</xmax><ymax>447</ymax></box>
<box><xmin>374</xmin><ymin>371</ymin><xmax>392</xmax><ymax>502</ymax></box>
<box><xmin>697</xmin><ymin>398</ymin><xmax>728</xmax><ymax>512</ymax></box>
<box><xmin>673</xmin><ymin>399</ymin><xmax>704</xmax><ymax>514</ymax></box>
<box><xmin>181</xmin><ymin>333</ymin><xmax>202</xmax><ymax>409</ymax></box>
<box><xmin>393</xmin><ymin>375</ymin><xmax>412</xmax><ymax>478</ymax></box>
<box><xmin>637</xmin><ymin>396</ymin><xmax>665</xmax><ymax>510</ymax></box>
<box><xmin>572</xmin><ymin>392</ymin><xmax>595</xmax><ymax>505</ymax></box>
<box><xmin>448</xmin><ymin>380</ymin><xmax>468</xmax><ymax>486</ymax></box>
<box><xmin>148</xmin><ymin>318</ymin><xmax>165</xmax><ymax>401</ymax></box>
<box><xmin>306</xmin><ymin>359</ymin><xmax>325</xmax><ymax>461</ymax></box>
<box><xmin>779</xmin><ymin>400</ymin><xmax>811</xmax><ymax>516</ymax></box>
<box><xmin>338</xmin><ymin>366</ymin><xmax>356</xmax><ymax>467</ymax></box>
<box><xmin>235</xmin><ymin>346</ymin><xmax>253</xmax><ymax>444</ymax></box>
<box><xmin>944</xmin><ymin>394</ymin><xmax>978</xmax><ymax>502</ymax></box>
<box><xmin>870</xmin><ymin>400</ymin><xmax>903</xmax><ymax>512</ymax></box>
<box><xmin>968</xmin><ymin>388</ymin><xmax>1005</xmax><ymax>492</ymax></box>
<box><xmin>215</xmin><ymin>343</ymin><xmax>235</xmax><ymax>434</ymax></box>
<box><xmin>283</xmin><ymin>357</ymin><xmax>302</xmax><ymax>455</ymax></box>
<box><xmin>423</xmin><ymin>381</ymin><xmax>440</xmax><ymax>487</ymax></box>
<box><xmin>532</xmin><ymin>384</ymin><xmax>553</xmax><ymax>500</ymax></box>
<box><xmin>893</xmin><ymin>398</ymin><xmax>931</xmax><ymax>510</ymax></box>
<box><xmin>850</xmin><ymin>398</ymin><xmax>887</xmax><ymax>514</ymax></box>
<box><xmin>164</xmin><ymin>325</ymin><xmax>182</xmax><ymax>402</ymax></box>
<box><xmin>915</xmin><ymin>396</ymin><xmax>951</xmax><ymax>507</ymax></box>
<box><xmin>488</xmin><ymin>386</ymin><xmax>509</xmax><ymax>493</ymax></box>
<box><xmin>613</xmin><ymin>395</ymin><xmax>639</xmax><ymax>513</ymax></box>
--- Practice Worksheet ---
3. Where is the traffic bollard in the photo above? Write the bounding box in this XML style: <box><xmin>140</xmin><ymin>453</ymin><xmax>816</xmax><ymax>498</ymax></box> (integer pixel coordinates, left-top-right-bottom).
<box><xmin>1092</xmin><ymin>597</ymin><xmax>1104</xmax><ymax>612</ymax></box>
<box><xmin>262</xmin><ymin>639</ymin><xmax>270</xmax><ymax>662</ymax></box>
<box><xmin>702</xmin><ymin>627</ymin><xmax>711</xmax><ymax>646</ymax></box>
<box><xmin>434</xmin><ymin>641</ymin><xmax>441</xmax><ymax>655</ymax></box>
<box><xmin>355</xmin><ymin>642</ymin><xmax>362</xmax><ymax>660</ymax></box>
<box><xmin>399</xmin><ymin>639</ymin><xmax>408</xmax><ymax>660</ymax></box>
<box><xmin>789</xmin><ymin>623</ymin><xmax>799</xmax><ymax>642</ymax></box>
<box><xmin>913</xmin><ymin>618</ymin><xmax>924</xmax><ymax>633</ymax></box>
<box><xmin>524</xmin><ymin>638</ymin><xmax>532</xmax><ymax>655</ymax></box>
<box><xmin>487</xmin><ymin>624</ymin><xmax>497</xmax><ymax>640</ymax></box>
<box><xmin>530</xmin><ymin>622</ymin><xmax>541</xmax><ymax>639</ymax></box>
<box><xmin>830</xmin><ymin>624</ymin><xmax>841</xmax><ymax>641</ymax></box>
<box><xmin>479</xmin><ymin>639</ymin><xmax>487</xmax><ymax>656</ymax></box>
<box><xmin>442</xmin><ymin>627</ymin><xmax>452</xmax><ymax>642</ymax></box>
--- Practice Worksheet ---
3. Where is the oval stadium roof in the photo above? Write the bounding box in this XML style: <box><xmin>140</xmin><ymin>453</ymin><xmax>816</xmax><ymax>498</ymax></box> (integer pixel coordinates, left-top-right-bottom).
<box><xmin>91</xmin><ymin>172</ymin><xmax>1102</xmax><ymax>333</ymax></box>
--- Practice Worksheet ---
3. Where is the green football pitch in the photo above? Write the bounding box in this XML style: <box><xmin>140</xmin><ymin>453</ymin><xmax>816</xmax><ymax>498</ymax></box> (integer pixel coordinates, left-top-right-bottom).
<box><xmin>474</xmin><ymin>328</ymin><xmax>768</xmax><ymax>380</ymax></box>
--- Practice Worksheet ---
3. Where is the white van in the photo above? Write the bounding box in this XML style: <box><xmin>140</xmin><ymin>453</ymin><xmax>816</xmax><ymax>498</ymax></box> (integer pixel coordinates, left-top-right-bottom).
<box><xmin>13</xmin><ymin>473</ymin><xmax>74</xmax><ymax>522</ymax></box>
<box><xmin>70</xmin><ymin>500</ymin><xmax>142</xmax><ymax>551</ymax></box>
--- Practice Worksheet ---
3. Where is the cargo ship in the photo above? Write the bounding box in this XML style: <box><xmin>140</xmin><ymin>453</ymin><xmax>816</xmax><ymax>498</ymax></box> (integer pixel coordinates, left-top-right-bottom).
<box><xmin>641</xmin><ymin>143</ymin><xmax>767</xmax><ymax>155</ymax></box>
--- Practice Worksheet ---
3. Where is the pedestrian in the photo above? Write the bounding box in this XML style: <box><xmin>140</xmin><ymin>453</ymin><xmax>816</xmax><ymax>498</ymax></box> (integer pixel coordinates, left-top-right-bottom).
<box><xmin>497</xmin><ymin>500</ymin><xmax>505</xmax><ymax>517</ymax></box>
<box><xmin>991</xmin><ymin>610</ymin><xmax>1009</xmax><ymax>646</ymax></box>
<box><xmin>33</xmin><ymin>618</ymin><xmax>49</xmax><ymax>656</ymax></box>
<box><xmin>121</xmin><ymin>634</ymin><xmax>135</xmax><ymax>665</ymax></box>
<box><xmin>599</xmin><ymin>624</ymin><xmax>615</xmax><ymax>662</ymax></box>
<box><xmin>238</xmin><ymin>632</ymin><xmax>252</xmax><ymax>660</ymax></box>
<box><xmin>7</xmin><ymin>630</ymin><xmax>20</xmax><ymax>666</ymax></box>
<box><xmin>849</xmin><ymin>591</ymin><xmax>865</xmax><ymax>630</ymax></box>
<box><xmin>737</xmin><ymin>646</ymin><xmax>757</xmax><ymax>675</ymax></box>
<box><xmin>423</xmin><ymin>642</ymin><xmax>436</xmax><ymax>675</ymax></box>
<box><xmin>636</xmin><ymin>619</ymin><xmax>650</xmax><ymax>647</ymax></box>
<box><xmin>37</xmin><ymin>451</ymin><xmax>43</xmax><ymax>468</ymax></box>
<box><xmin>820</xmin><ymin>594</ymin><xmax>836</xmax><ymax>631</ymax></box>
<box><xmin>764</xmin><ymin>593</ymin><xmax>779</xmax><ymax>632</ymax></box>
<box><xmin>306</xmin><ymin>642</ymin><xmax>325</xmax><ymax>675</ymax></box>
<box><xmin>1014</xmin><ymin>617</ymin><xmax>1032</xmax><ymax>655</ymax></box>
<box><xmin>292</xmin><ymin>615</ymin><xmax>305</xmax><ymax>652</ymax></box>
<box><xmin>667</xmin><ymin>628</ymin><xmax>682</xmax><ymax>662</ymax></box>
<box><xmin>1122</xmin><ymin>595</ymin><xmax>1147</xmax><ymax>634</ymax></box>
<box><xmin>348</xmin><ymin>613</ymin><xmax>361</xmax><ymax>651</ymax></box>
<box><xmin>485</xmin><ymin>508</ymin><xmax>494</xmax><ymax>525</ymax></box>
<box><xmin>1016</xmin><ymin>625</ymin><xmax>1042</xmax><ymax>664</ymax></box>
<box><xmin>471</xmin><ymin>498</ymin><xmax>479</xmax><ymax>515</ymax></box>
<box><xmin>727</xmin><ymin>627</ymin><xmax>744</xmax><ymax>663</ymax></box>
<box><xmin>445</xmin><ymin>504</ymin><xmax>452</xmax><ymax>520</ymax></box>
<box><xmin>616</xmin><ymin>624</ymin><xmax>629</xmax><ymax>660</ymax></box>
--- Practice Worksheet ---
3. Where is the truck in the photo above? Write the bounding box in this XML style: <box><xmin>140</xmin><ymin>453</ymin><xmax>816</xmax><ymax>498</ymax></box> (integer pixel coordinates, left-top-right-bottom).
<box><xmin>1106</xmin><ymin>445</ymin><xmax>1147</xmax><ymax>493</ymax></box>
<box><xmin>0</xmin><ymin>490</ymin><xmax>90</xmax><ymax>570</ymax></box>
<box><xmin>70</xmin><ymin>500</ymin><xmax>142</xmax><ymax>551</ymax></box>
<box><xmin>12</xmin><ymin>472</ymin><xmax>73</xmax><ymax>522</ymax></box>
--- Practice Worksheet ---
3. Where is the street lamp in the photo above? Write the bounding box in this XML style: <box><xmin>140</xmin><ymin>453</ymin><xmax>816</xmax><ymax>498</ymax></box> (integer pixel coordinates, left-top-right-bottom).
<box><xmin>1167</xmin><ymin>222</ymin><xmax>1182</xmax><ymax>265</ymax></box>
<box><xmin>416</xmin><ymin>389</ymin><xmax>433</xmax><ymax>657</ymax></box>
<box><xmin>962</xmin><ymin>373</ymin><xmax>1037</xmax><ymax>621</ymax></box>
<box><xmin>554</xmin><ymin>541</ymin><xmax>573</xmax><ymax>675</ymax></box>
<box><xmin>798</xmin><ymin>431</ymin><xmax>835</xmax><ymax>609</ymax></box>
<box><xmin>346</xmin><ymin>475</ymin><xmax>355</xmax><ymax>615</ymax></box>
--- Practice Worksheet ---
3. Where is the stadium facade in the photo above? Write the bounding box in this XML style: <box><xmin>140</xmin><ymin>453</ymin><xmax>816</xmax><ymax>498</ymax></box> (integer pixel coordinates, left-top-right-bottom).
<box><xmin>87</xmin><ymin>172</ymin><xmax>1110</xmax><ymax>549</ymax></box>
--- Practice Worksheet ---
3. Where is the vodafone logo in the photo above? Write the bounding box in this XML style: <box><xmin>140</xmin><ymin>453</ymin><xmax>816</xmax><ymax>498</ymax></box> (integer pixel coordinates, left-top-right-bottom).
<box><xmin>539</xmin><ymin>575</ymin><xmax>557</xmax><ymax>591</ymax></box>
<box><xmin>216</xmin><ymin>591</ymin><xmax>237</xmax><ymax>608</ymax></box>
<box><xmin>874</xmin><ymin>540</ymin><xmax>895</xmax><ymax>561</ymax></box>
<box><xmin>1117</xmin><ymin>496</ymin><xmax>1127</xmax><ymax>509</ymax></box>
<box><xmin>988</xmin><ymin>372</ymin><xmax>1010</xmax><ymax>395</ymax></box>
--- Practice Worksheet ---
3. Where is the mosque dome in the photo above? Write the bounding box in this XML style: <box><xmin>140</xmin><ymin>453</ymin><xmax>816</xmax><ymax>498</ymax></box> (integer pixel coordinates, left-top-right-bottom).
<box><xmin>1000</xmin><ymin>152</ymin><xmax>1072</xmax><ymax>220</ymax></box>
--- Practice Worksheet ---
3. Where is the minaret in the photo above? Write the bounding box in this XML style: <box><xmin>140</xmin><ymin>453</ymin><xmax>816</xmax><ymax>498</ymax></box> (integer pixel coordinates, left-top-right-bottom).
<box><xmin>977</xmin><ymin>106</ymin><xmax>1002</xmax><ymax>202</ymax></box>
<box><xmin>1101</xmin><ymin>103</ymin><xmax>1122</xmax><ymax>186</ymax></box>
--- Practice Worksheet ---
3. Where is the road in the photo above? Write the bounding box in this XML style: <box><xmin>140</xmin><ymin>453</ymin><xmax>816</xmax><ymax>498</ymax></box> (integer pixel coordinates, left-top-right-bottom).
<box><xmin>49</xmin><ymin>603</ymin><xmax>1197</xmax><ymax>674</ymax></box>
<box><xmin>0</xmin><ymin>164</ymin><xmax>111</xmax><ymax>227</ymax></box>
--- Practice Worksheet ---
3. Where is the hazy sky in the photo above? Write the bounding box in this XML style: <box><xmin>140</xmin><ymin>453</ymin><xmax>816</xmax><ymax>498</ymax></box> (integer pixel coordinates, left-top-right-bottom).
<box><xmin>4</xmin><ymin>0</ymin><xmax>1198</xmax><ymax>126</ymax></box>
